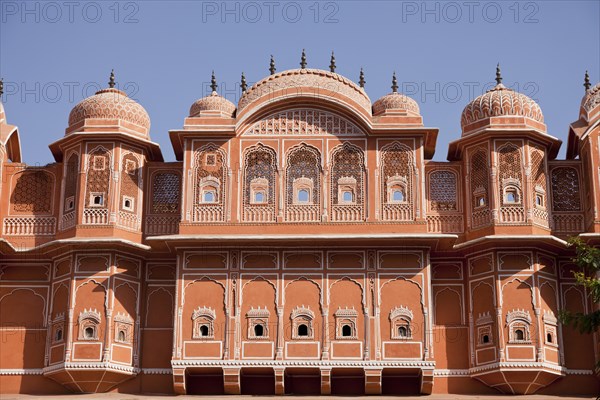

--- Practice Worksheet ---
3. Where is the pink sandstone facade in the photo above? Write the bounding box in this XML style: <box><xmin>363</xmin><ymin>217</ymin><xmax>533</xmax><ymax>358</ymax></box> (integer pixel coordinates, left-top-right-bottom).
<box><xmin>0</xmin><ymin>64</ymin><xmax>599</xmax><ymax>396</ymax></box>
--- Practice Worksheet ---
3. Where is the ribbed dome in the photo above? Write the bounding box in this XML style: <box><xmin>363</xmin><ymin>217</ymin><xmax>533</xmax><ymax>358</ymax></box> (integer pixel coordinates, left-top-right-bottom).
<box><xmin>189</xmin><ymin>91</ymin><xmax>236</xmax><ymax>118</ymax></box>
<box><xmin>68</xmin><ymin>88</ymin><xmax>151</xmax><ymax>134</ymax></box>
<box><xmin>373</xmin><ymin>92</ymin><xmax>420</xmax><ymax>116</ymax></box>
<box><xmin>461</xmin><ymin>83</ymin><xmax>544</xmax><ymax>134</ymax></box>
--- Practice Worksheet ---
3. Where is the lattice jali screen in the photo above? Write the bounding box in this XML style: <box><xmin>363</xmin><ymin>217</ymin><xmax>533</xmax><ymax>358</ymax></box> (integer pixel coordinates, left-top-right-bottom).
<box><xmin>285</xmin><ymin>144</ymin><xmax>321</xmax><ymax>222</ymax></box>
<box><xmin>11</xmin><ymin>170</ymin><xmax>53</xmax><ymax>214</ymax></box>
<box><xmin>469</xmin><ymin>148</ymin><xmax>491</xmax><ymax>228</ymax></box>
<box><xmin>530</xmin><ymin>148</ymin><xmax>549</xmax><ymax>226</ymax></box>
<box><xmin>193</xmin><ymin>144</ymin><xmax>227</xmax><ymax>222</ymax></box>
<box><xmin>330</xmin><ymin>142</ymin><xmax>365</xmax><ymax>222</ymax></box>
<box><xmin>497</xmin><ymin>143</ymin><xmax>525</xmax><ymax>223</ymax></box>
<box><xmin>429</xmin><ymin>170</ymin><xmax>457</xmax><ymax>211</ymax></box>
<box><xmin>243</xmin><ymin>144</ymin><xmax>277</xmax><ymax>222</ymax></box>
<box><xmin>84</xmin><ymin>147</ymin><xmax>112</xmax><ymax>215</ymax></box>
<box><xmin>380</xmin><ymin>142</ymin><xmax>414</xmax><ymax>221</ymax></box>
<box><xmin>151</xmin><ymin>173</ymin><xmax>181</xmax><ymax>214</ymax></box>
<box><xmin>551</xmin><ymin>167</ymin><xmax>581</xmax><ymax>212</ymax></box>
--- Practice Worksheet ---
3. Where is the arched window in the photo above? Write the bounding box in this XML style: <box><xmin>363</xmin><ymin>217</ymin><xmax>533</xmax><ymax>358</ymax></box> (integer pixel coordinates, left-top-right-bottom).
<box><xmin>298</xmin><ymin>189</ymin><xmax>309</xmax><ymax>203</ymax></box>
<box><xmin>118</xmin><ymin>330</ymin><xmax>126</xmax><ymax>342</ymax></box>
<box><xmin>515</xmin><ymin>329</ymin><xmax>524</xmax><ymax>341</ymax></box>
<box><xmin>193</xmin><ymin>144</ymin><xmax>227</xmax><ymax>222</ymax></box>
<box><xmin>482</xmin><ymin>334</ymin><xmax>490</xmax><ymax>343</ymax></box>
<box><xmin>297</xmin><ymin>324</ymin><xmax>308</xmax><ymax>337</ymax></box>
<box><xmin>380</xmin><ymin>142</ymin><xmax>414</xmax><ymax>221</ymax></box>
<box><xmin>78</xmin><ymin>309</ymin><xmax>101</xmax><ymax>341</ymax></box>
<box><xmin>547</xmin><ymin>332</ymin><xmax>553</xmax><ymax>343</ymax></box>
<box><xmin>393</xmin><ymin>189</ymin><xmax>404</xmax><ymax>202</ymax></box>
<box><xmin>254</xmin><ymin>324</ymin><xmax>264</xmax><ymax>337</ymax></box>
<box><xmin>291</xmin><ymin>306</ymin><xmax>315</xmax><ymax>340</ymax></box>
<box><xmin>390</xmin><ymin>306</ymin><xmax>413</xmax><ymax>340</ymax></box>
<box><xmin>286</xmin><ymin>145</ymin><xmax>321</xmax><ymax>219</ymax></box>
<box><xmin>243</xmin><ymin>145</ymin><xmax>276</xmax><ymax>222</ymax></box>
<box><xmin>331</xmin><ymin>143</ymin><xmax>365</xmax><ymax>221</ymax></box>
<box><xmin>507</xmin><ymin>309</ymin><xmax>531</xmax><ymax>343</ymax></box>
<box><xmin>398</xmin><ymin>326</ymin><xmax>409</xmax><ymax>338</ymax></box>
<box><xmin>199</xmin><ymin>325</ymin><xmax>209</xmax><ymax>336</ymax></box>
<box><xmin>192</xmin><ymin>306</ymin><xmax>216</xmax><ymax>339</ymax></box>
<box><xmin>203</xmin><ymin>191</ymin><xmax>215</xmax><ymax>203</ymax></box>
<box><xmin>342</xmin><ymin>324</ymin><xmax>352</xmax><ymax>337</ymax></box>
<box><xmin>55</xmin><ymin>328</ymin><xmax>63</xmax><ymax>342</ymax></box>
<box><xmin>84</xmin><ymin>327</ymin><xmax>95</xmax><ymax>339</ymax></box>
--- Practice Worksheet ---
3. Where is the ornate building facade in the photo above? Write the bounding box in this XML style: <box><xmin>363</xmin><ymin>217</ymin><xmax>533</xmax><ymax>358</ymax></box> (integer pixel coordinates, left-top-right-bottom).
<box><xmin>0</xmin><ymin>63</ymin><xmax>599</xmax><ymax>396</ymax></box>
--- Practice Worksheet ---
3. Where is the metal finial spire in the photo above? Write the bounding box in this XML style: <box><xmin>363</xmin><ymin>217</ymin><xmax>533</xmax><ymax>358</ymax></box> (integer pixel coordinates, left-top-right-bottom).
<box><xmin>108</xmin><ymin>69</ymin><xmax>116</xmax><ymax>88</ymax></box>
<box><xmin>240</xmin><ymin>72</ymin><xmax>247</xmax><ymax>93</ymax></box>
<box><xmin>210</xmin><ymin>71</ymin><xmax>218</xmax><ymax>92</ymax></box>
<box><xmin>495</xmin><ymin>63</ymin><xmax>503</xmax><ymax>85</ymax></box>
<box><xmin>329</xmin><ymin>51</ymin><xmax>336</xmax><ymax>73</ymax></box>
<box><xmin>359</xmin><ymin>68</ymin><xmax>365</xmax><ymax>88</ymax></box>
<box><xmin>0</xmin><ymin>78</ymin><xmax>3</xmax><ymax>97</ymax></box>
<box><xmin>391</xmin><ymin>72</ymin><xmax>398</xmax><ymax>93</ymax></box>
<box><xmin>300</xmin><ymin>49</ymin><xmax>307</xmax><ymax>69</ymax></box>
<box><xmin>584</xmin><ymin>70</ymin><xmax>591</xmax><ymax>91</ymax></box>
<box><xmin>269</xmin><ymin>55</ymin><xmax>276</xmax><ymax>75</ymax></box>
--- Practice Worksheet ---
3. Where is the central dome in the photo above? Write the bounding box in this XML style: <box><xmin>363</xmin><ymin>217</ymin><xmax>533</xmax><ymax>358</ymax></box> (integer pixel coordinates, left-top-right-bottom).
<box><xmin>237</xmin><ymin>68</ymin><xmax>372</xmax><ymax>117</ymax></box>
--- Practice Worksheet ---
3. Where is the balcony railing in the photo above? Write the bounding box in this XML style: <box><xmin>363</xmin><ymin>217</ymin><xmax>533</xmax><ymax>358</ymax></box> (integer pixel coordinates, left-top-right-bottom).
<box><xmin>194</xmin><ymin>205</ymin><xmax>224</xmax><ymax>223</ymax></box>
<box><xmin>382</xmin><ymin>203</ymin><xmax>413</xmax><ymax>221</ymax></box>
<box><xmin>3</xmin><ymin>217</ymin><xmax>56</xmax><ymax>236</ymax></box>
<box><xmin>145</xmin><ymin>215</ymin><xmax>180</xmax><ymax>235</ymax></box>
<box><xmin>427</xmin><ymin>214</ymin><xmax>463</xmax><ymax>233</ymax></box>
<box><xmin>285</xmin><ymin>205</ymin><xmax>320</xmax><ymax>222</ymax></box>
<box><xmin>331</xmin><ymin>204</ymin><xmax>363</xmax><ymax>222</ymax></box>
<box><xmin>83</xmin><ymin>208</ymin><xmax>109</xmax><ymax>225</ymax></box>
<box><xmin>243</xmin><ymin>205</ymin><xmax>275</xmax><ymax>223</ymax></box>
<box><xmin>499</xmin><ymin>206</ymin><xmax>526</xmax><ymax>224</ymax></box>
<box><xmin>553</xmin><ymin>213</ymin><xmax>584</xmax><ymax>233</ymax></box>
<box><xmin>118</xmin><ymin>211</ymin><xmax>141</xmax><ymax>231</ymax></box>
<box><xmin>60</xmin><ymin>211</ymin><xmax>76</xmax><ymax>231</ymax></box>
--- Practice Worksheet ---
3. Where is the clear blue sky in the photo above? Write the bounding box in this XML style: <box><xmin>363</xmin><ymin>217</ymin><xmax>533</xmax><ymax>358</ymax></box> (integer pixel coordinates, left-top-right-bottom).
<box><xmin>1</xmin><ymin>0</ymin><xmax>599</xmax><ymax>164</ymax></box>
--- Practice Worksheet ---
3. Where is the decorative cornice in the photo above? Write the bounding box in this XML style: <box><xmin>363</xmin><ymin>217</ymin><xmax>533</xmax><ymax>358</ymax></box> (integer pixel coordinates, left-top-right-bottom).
<box><xmin>290</xmin><ymin>305</ymin><xmax>315</xmax><ymax>320</ymax></box>
<box><xmin>334</xmin><ymin>306</ymin><xmax>358</xmax><ymax>318</ymax></box>
<box><xmin>0</xmin><ymin>369</ymin><xmax>43</xmax><ymax>375</ymax></box>
<box><xmin>43</xmin><ymin>362</ymin><xmax>139</xmax><ymax>375</ymax></box>
<box><xmin>114</xmin><ymin>312</ymin><xmax>134</xmax><ymax>324</ymax></box>
<box><xmin>247</xmin><ymin>306</ymin><xmax>270</xmax><ymax>318</ymax></box>
<box><xmin>469</xmin><ymin>361</ymin><xmax>564</xmax><ymax>376</ymax></box>
<box><xmin>78</xmin><ymin>308</ymin><xmax>101</xmax><ymax>324</ymax></box>
<box><xmin>389</xmin><ymin>305</ymin><xmax>413</xmax><ymax>321</ymax></box>
<box><xmin>171</xmin><ymin>360</ymin><xmax>435</xmax><ymax>368</ymax></box>
<box><xmin>506</xmin><ymin>309</ymin><xmax>532</xmax><ymax>325</ymax></box>
<box><xmin>192</xmin><ymin>306</ymin><xmax>216</xmax><ymax>320</ymax></box>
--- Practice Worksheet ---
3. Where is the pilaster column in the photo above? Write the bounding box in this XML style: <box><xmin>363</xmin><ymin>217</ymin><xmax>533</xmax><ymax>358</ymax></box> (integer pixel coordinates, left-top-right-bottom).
<box><xmin>364</xmin><ymin>368</ymin><xmax>382</xmax><ymax>395</ymax></box>
<box><xmin>276</xmin><ymin>306</ymin><xmax>284</xmax><ymax>359</ymax></box>
<box><xmin>172</xmin><ymin>367</ymin><xmax>186</xmax><ymax>394</ymax></box>
<box><xmin>420</xmin><ymin>369</ymin><xmax>434</xmax><ymax>395</ymax></box>
<box><xmin>274</xmin><ymin>366</ymin><xmax>285</xmax><ymax>395</ymax></box>
<box><xmin>321</xmin><ymin>308</ymin><xmax>330</xmax><ymax>360</ymax></box>
<box><xmin>320</xmin><ymin>367</ymin><xmax>332</xmax><ymax>395</ymax></box>
<box><xmin>223</xmin><ymin>367</ymin><xmax>241</xmax><ymax>395</ymax></box>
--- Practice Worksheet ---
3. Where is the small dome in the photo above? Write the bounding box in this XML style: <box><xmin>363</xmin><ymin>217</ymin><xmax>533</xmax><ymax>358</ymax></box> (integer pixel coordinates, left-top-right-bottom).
<box><xmin>189</xmin><ymin>91</ymin><xmax>236</xmax><ymax>118</ymax></box>
<box><xmin>68</xmin><ymin>88</ymin><xmax>151</xmax><ymax>134</ymax></box>
<box><xmin>373</xmin><ymin>92</ymin><xmax>420</xmax><ymax>116</ymax></box>
<box><xmin>461</xmin><ymin>83</ymin><xmax>544</xmax><ymax>134</ymax></box>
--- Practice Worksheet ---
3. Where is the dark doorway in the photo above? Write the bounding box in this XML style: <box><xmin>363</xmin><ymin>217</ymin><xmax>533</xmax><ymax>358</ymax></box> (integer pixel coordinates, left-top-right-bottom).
<box><xmin>331</xmin><ymin>369</ymin><xmax>365</xmax><ymax>395</ymax></box>
<box><xmin>381</xmin><ymin>370</ymin><xmax>420</xmax><ymax>395</ymax></box>
<box><xmin>285</xmin><ymin>368</ymin><xmax>321</xmax><ymax>395</ymax></box>
<box><xmin>186</xmin><ymin>369</ymin><xmax>224</xmax><ymax>395</ymax></box>
<box><xmin>240</xmin><ymin>368</ymin><xmax>275</xmax><ymax>395</ymax></box>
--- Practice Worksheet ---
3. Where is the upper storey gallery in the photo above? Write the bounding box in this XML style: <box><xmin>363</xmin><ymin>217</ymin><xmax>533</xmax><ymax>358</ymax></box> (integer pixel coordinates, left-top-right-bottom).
<box><xmin>1</xmin><ymin>55</ymin><xmax>599</xmax><ymax>247</ymax></box>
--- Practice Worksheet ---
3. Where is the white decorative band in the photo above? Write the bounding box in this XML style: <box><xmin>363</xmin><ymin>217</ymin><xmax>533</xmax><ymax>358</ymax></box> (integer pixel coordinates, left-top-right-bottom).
<box><xmin>42</xmin><ymin>362</ymin><xmax>139</xmax><ymax>375</ymax></box>
<box><xmin>171</xmin><ymin>360</ymin><xmax>436</xmax><ymax>368</ymax></box>
<box><xmin>0</xmin><ymin>369</ymin><xmax>43</xmax><ymax>375</ymax></box>
<box><xmin>141</xmin><ymin>368</ymin><xmax>172</xmax><ymax>375</ymax></box>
